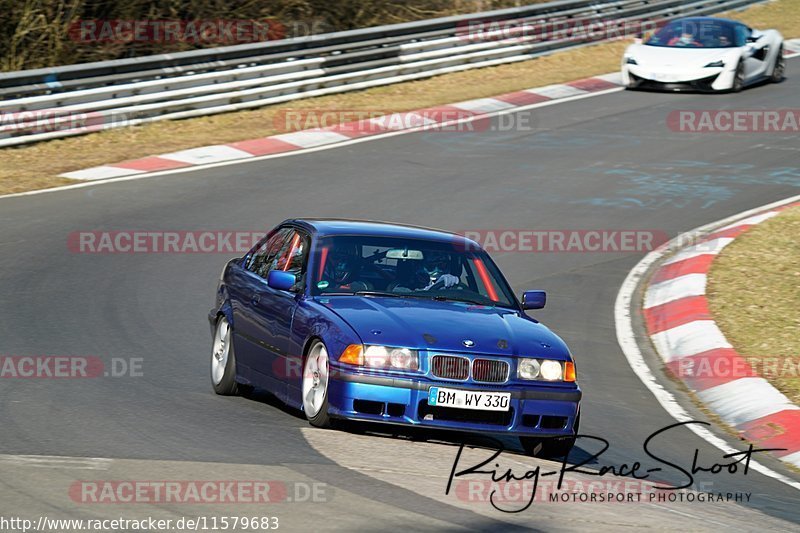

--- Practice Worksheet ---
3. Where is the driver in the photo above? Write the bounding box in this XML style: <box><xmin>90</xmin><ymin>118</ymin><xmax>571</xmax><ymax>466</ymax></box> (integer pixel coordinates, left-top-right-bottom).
<box><xmin>395</xmin><ymin>251</ymin><xmax>459</xmax><ymax>291</ymax></box>
<box><xmin>668</xmin><ymin>31</ymin><xmax>701</xmax><ymax>47</ymax></box>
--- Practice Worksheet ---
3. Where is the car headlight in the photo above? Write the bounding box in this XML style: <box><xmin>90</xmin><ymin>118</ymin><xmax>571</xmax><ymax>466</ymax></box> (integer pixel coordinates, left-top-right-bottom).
<box><xmin>518</xmin><ymin>358</ymin><xmax>541</xmax><ymax>379</ymax></box>
<box><xmin>339</xmin><ymin>344</ymin><xmax>419</xmax><ymax>371</ymax></box>
<box><xmin>517</xmin><ymin>358</ymin><xmax>576</xmax><ymax>382</ymax></box>
<box><xmin>625</xmin><ymin>57</ymin><xmax>638</xmax><ymax>65</ymax></box>
<box><xmin>704</xmin><ymin>60</ymin><xmax>725</xmax><ymax>68</ymax></box>
<box><xmin>540</xmin><ymin>360</ymin><xmax>563</xmax><ymax>380</ymax></box>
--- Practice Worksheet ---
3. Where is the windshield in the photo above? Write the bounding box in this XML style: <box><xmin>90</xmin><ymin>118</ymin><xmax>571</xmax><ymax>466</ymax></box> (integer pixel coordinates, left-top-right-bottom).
<box><xmin>645</xmin><ymin>19</ymin><xmax>743</xmax><ymax>49</ymax></box>
<box><xmin>311</xmin><ymin>235</ymin><xmax>516</xmax><ymax>308</ymax></box>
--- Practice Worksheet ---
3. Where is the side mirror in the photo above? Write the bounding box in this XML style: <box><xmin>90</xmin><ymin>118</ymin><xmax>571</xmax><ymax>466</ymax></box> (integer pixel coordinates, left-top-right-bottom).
<box><xmin>521</xmin><ymin>290</ymin><xmax>546</xmax><ymax>310</ymax></box>
<box><xmin>268</xmin><ymin>270</ymin><xmax>296</xmax><ymax>291</ymax></box>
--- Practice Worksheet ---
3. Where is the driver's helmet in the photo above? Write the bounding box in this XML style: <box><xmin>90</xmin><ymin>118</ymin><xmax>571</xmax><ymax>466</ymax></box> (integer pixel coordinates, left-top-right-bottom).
<box><xmin>325</xmin><ymin>244</ymin><xmax>359</xmax><ymax>285</ymax></box>
<box><xmin>417</xmin><ymin>251</ymin><xmax>451</xmax><ymax>286</ymax></box>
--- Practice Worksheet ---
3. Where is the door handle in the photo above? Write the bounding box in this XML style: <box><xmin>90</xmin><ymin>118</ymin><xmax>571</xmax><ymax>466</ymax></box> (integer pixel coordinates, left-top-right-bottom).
<box><xmin>251</xmin><ymin>292</ymin><xmax>261</xmax><ymax>305</ymax></box>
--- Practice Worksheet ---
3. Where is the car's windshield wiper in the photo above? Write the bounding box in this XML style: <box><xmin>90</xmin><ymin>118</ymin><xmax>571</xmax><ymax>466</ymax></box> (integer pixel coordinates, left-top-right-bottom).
<box><xmin>352</xmin><ymin>290</ymin><xmax>495</xmax><ymax>306</ymax></box>
<box><xmin>431</xmin><ymin>295</ymin><xmax>490</xmax><ymax>306</ymax></box>
<box><xmin>354</xmin><ymin>290</ymin><xmax>407</xmax><ymax>298</ymax></box>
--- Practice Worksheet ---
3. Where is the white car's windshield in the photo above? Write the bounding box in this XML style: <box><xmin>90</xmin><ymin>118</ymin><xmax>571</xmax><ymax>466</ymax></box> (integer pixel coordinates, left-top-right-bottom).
<box><xmin>311</xmin><ymin>235</ymin><xmax>516</xmax><ymax>307</ymax></box>
<box><xmin>646</xmin><ymin>19</ymin><xmax>743</xmax><ymax>49</ymax></box>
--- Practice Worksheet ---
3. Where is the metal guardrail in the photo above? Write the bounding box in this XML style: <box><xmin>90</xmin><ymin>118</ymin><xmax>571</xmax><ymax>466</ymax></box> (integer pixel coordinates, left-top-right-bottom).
<box><xmin>0</xmin><ymin>0</ymin><xmax>763</xmax><ymax>147</ymax></box>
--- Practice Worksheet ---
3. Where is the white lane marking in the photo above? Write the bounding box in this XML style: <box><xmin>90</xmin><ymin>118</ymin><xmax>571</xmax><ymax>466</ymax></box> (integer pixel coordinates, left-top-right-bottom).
<box><xmin>785</xmin><ymin>38</ymin><xmax>800</xmax><ymax>54</ymax></box>
<box><xmin>450</xmin><ymin>98</ymin><xmax>516</xmax><ymax>113</ymax></box>
<box><xmin>615</xmin><ymin>193</ymin><xmax>800</xmax><ymax>492</ymax></box>
<box><xmin>661</xmin><ymin>237</ymin><xmax>734</xmax><ymax>266</ymax></box>
<box><xmin>644</xmin><ymin>273</ymin><xmax>707</xmax><ymax>309</ymax></box>
<box><xmin>697</xmin><ymin>378</ymin><xmax>800</xmax><ymax>426</ymax></box>
<box><xmin>0</xmin><ymin>454</ymin><xmax>112</xmax><ymax>470</ymax></box>
<box><xmin>270</xmin><ymin>130</ymin><xmax>352</xmax><ymax>148</ymax></box>
<box><xmin>717</xmin><ymin>211</ymin><xmax>779</xmax><ymax>231</ymax></box>
<box><xmin>61</xmin><ymin>166</ymin><xmax>145</xmax><ymax>181</ymax></box>
<box><xmin>0</xmin><ymin>85</ymin><xmax>624</xmax><ymax>201</ymax></box>
<box><xmin>650</xmin><ymin>320</ymin><xmax>732</xmax><ymax>362</ymax></box>
<box><xmin>369</xmin><ymin>112</ymin><xmax>437</xmax><ymax>130</ymax></box>
<box><xmin>782</xmin><ymin>451</ymin><xmax>800</xmax><ymax>468</ymax></box>
<box><xmin>527</xmin><ymin>84</ymin><xmax>588</xmax><ymax>99</ymax></box>
<box><xmin>595</xmin><ymin>72</ymin><xmax>624</xmax><ymax>84</ymax></box>
<box><xmin>158</xmin><ymin>145</ymin><xmax>255</xmax><ymax>165</ymax></box>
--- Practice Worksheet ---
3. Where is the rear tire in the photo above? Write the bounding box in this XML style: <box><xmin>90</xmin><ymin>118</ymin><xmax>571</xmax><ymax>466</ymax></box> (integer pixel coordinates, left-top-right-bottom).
<box><xmin>770</xmin><ymin>46</ymin><xmax>785</xmax><ymax>83</ymax></box>
<box><xmin>211</xmin><ymin>316</ymin><xmax>240</xmax><ymax>396</ymax></box>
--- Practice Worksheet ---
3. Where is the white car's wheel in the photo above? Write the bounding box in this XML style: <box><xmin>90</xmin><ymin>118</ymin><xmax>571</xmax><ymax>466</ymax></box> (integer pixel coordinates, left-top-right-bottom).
<box><xmin>302</xmin><ymin>340</ymin><xmax>332</xmax><ymax>428</ymax></box>
<box><xmin>732</xmin><ymin>61</ymin><xmax>745</xmax><ymax>92</ymax></box>
<box><xmin>771</xmin><ymin>45</ymin><xmax>785</xmax><ymax>83</ymax></box>
<box><xmin>211</xmin><ymin>316</ymin><xmax>239</xmax><ymax>395</ymax></box>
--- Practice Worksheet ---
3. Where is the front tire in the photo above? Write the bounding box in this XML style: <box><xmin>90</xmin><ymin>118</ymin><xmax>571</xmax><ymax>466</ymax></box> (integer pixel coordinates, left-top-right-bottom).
<box><xmin>732</xmin><ymin>61</ymin><xmax>745</xmax><ymax>92</ymax></box>
<box><xmin>302</xmin><ymin>340</ymin><xmax>332</xmax><ymax>428</ymax></box>
<box><xmin>211</xmin><ymin>316</ymin><xmax>239</xmax><ymax>395</ymax></box>
<box><xmin>771</xmin><ymin>45</ymin><xmax>785</xmax><ymax>83</ymax></box>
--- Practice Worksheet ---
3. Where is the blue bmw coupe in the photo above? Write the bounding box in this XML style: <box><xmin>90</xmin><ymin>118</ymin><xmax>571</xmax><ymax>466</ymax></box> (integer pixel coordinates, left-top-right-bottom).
<box><xmin>209</xmin><ymin>219</ymin><xmax>581</xmax><ymax>457</ymax></box>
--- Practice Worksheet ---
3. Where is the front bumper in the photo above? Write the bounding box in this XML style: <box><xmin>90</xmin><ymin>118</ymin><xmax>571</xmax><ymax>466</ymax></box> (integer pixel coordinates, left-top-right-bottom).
<box><xmin>621</xmin><ymin>64</ymin><xmax>734</xmax><ymax>92</ymax></box>
<box><xmin>327</xmin><ymin>369</ymin><xmax>581</xmax><ymax>437</ymax></box>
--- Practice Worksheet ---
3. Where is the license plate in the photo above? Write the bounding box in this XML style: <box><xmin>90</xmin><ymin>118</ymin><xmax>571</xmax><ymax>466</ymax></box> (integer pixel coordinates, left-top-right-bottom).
<box><xmin>428</xmin><ymin>387</ymin><xmax>510</xmax><ymax>411</ymax></box>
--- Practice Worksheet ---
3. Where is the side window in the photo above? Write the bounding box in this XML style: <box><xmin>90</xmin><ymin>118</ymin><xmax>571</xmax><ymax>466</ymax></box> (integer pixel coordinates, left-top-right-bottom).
<box><xmin>734</xmin><ymin>25</ymin><xmax>750</xmax><ymax>47</ymax></box>
<box><xmin>273</xmin><ymin>230</ymin><xmax>311</xmax><ymax>290</ymax></box>
<box><xmin>247</xmin><ymin>228</ymin><xmax>292</xmax><ymax>278</ymax></box>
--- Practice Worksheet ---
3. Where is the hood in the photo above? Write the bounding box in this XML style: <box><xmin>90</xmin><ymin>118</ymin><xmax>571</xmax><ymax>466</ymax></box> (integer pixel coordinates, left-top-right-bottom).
<box><xmin>626</xmin><ymin>43</ymin><xmax>739</xmax><ymax>69</ymax></box>
<box><xmin>314</xmin><ymin>296</ymin><xmax>571</xmax><ymax>360</ymax></box>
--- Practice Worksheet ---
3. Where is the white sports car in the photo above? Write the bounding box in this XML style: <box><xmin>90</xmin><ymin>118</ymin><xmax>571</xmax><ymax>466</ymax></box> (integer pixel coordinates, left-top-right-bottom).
<box><xmin>622</xmin><ymin>17</ymin><xmax>785</xmax><ymax>92</ymax></box>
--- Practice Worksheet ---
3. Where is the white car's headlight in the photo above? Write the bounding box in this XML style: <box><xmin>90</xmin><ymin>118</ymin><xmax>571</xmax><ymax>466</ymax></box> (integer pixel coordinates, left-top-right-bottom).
<box><xmin>625</xmin><ymin>56</ymin><xmax>638</xmax><ymax>65</ymax></box>
<box><xmin>704</xmin><ymin>60</ymin><xmax>725</xmax><ymax>68</ymax></box>
<box><xmin>517</xmin><ymin>358</ymin><xmax>576</xmax><ymax>382</ymax></box>
<box><xmin>340</xmin><ymin>345</ymin><xmax>419</xmax><ymax>371</ymax></box>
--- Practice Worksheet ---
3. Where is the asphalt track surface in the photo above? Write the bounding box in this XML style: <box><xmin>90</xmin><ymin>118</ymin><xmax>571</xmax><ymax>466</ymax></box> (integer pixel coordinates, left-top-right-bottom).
<box><xmin>1</xmin><ymin>62</ymin><xmax>799</xmax><ymax>530</ymax></box>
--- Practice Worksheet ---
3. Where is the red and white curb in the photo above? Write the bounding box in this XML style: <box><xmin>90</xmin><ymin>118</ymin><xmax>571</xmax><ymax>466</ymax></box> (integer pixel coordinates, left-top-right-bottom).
<box><xmin>786</xmin><ymin>37</ymin><xmax>800</xmax><ymax>57</ymax></box>
<box><xmin>643</xmin><ymin>202</ymin><xmax>800</xmax><ymax>469</ymax></box>
<box><xmin>59</xmin><ymin>73</ymin><xmax>623</xmax><ymax>181</ymax></box>
<box><xmin>54</xmin><ymin>37</ymin><xmax>800</xmax><ymax>181</ymax></box>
